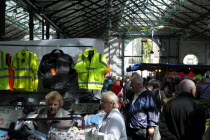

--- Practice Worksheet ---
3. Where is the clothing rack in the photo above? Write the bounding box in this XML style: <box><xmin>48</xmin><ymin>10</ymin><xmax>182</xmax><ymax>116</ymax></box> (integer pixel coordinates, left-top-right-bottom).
<box><xmin>0</xmin><ymin>44</ymin><xmax>93</xmax><ymax>48</ymax></box>
<box><xmin>18</xmin><ymin>117</ymin><xmax>84</xmax><ymax>121</ymax></box>
<box><xmin>18</xmin><ymin>116</ymin><xmax>85</xmax><ymax>129</ymax></box>
<box><xmin>0</xmin><ymin>104</ymin><xmax>45</xmax><ymax>107</ymax></box>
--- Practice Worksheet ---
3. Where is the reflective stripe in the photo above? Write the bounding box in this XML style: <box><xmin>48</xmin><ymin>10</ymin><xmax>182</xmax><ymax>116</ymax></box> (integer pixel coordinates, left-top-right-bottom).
<box><xmin>79</xmin><ymin>82</ymin><xmax>103</xmax><ymax>85</ymax></box>
<box><xmin>86</xmin><ymin>67</ymin><xmax>96</xmax><ymax>70</ymax></box>
<box><xmin>0</xmin><ymin>75</ymin><xmax>10</xmax><ymax>78</ymax></box>
<box><xmin>15</xmin><ymin>68</ymin><xmax>33</xmax><ymax>70</ymax></box>
<box><xmin>0</xmin><ymin>68</ymin><xmax>13</xmax><ymax>71</ymax></box>
<box><xmin>14</xmin><ymin>76</ymin><xmax>33</xmax><ymax>79</ymax></box>
<box><xmin>34</xmin><ymin>77</ymin><xmax>39</xmax><ymax>80</ymax></box>
<box><xmin>100</xmin><ymin>61</ymin><xmax>108</xmax><ymax>67</ymax></box>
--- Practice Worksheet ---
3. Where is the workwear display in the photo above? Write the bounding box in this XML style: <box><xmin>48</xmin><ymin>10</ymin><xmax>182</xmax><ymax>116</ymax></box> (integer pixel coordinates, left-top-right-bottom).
<box><xmin>38</xmin><ymin>49</ymin><xmax>75</xmax><ymax>89</ymax></box>
<box><xmin>12</xmin><ymin>49</ymin><xmax>38</xmax><ymax>91</ymax></box>
<box><xmin>74</xmin><ymin>48</ymin><xmax>108</xmax><ymax>90</ymax></box>
<box><xmin>0</xmin><ymin>50</ymin><xmax>13</xmax><ymax>91</ymax></box>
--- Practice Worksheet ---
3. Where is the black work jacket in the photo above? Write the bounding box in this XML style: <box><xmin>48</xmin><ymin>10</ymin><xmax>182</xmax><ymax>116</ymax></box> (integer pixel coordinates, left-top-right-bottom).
<box><xmin>38</xmin><ymin>49</ymin><xmax>75</xmax><ymax>89</ymax></box>
<box><xmin>159</xmin><ymin>92</ymin><xmax>206</xmax><ymax>140</ymax></box>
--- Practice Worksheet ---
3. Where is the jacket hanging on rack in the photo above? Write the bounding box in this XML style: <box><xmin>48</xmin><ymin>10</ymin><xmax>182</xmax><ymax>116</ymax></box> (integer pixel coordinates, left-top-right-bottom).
<box><xmin>12</xmin><ymin>49</ymin><xmax>38</xmax><ymax>91</ymax></box>
<box><xmin>38</xmin><ymin>49</ymin><xmax>75</xmax><ymax>89</ymax></box>
<box><xmin>0</xmin><ymin>50</ymin><xmax>13</xmax><ymax>91</ymax></box>
<box><xmin>74</xmin><ymin>48</ymin><xmax>108</xmax><ymax>90</ymax></box>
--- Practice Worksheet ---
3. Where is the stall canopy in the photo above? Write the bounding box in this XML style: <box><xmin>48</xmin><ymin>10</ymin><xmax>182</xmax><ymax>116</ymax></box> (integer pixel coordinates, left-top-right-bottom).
<box><xmin>126</xmin><ymin>63</ymin><xmax>210</xmax><ymax>75</ymax></box>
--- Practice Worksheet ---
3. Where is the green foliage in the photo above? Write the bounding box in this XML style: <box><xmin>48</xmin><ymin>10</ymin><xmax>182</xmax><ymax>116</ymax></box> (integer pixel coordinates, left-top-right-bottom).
<box><xmin>199</xmin><ymin>99</ymin><xmax>210</xmax><ymax>108</ymax></box>
<box><xmin>206</xmin><ymin>120</ymin><xmax>210</xmax><ymax>132</ymax></box>
<box><xmin>142</xmin><ymin>40</ymin><xmax>152</xmax><ymax>63</ymax></box>
<box><xmin>198</xmin><ymin>99</ymin><xmax>210</xmax><ymax>132</ymax></box>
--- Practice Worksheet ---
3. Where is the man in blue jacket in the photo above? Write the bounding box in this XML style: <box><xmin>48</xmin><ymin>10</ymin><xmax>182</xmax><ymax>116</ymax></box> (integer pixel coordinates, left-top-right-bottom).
<box><xmin>126</xmin><ymin>76</ymin><xmax>158</xmax><ymax>140</ymax></box>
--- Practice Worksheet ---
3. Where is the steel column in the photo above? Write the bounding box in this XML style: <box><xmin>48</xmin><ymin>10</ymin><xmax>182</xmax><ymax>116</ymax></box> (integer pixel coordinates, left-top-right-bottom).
<box><xmin>122</xmin><ymin>36</ymin><xmax>125</xmax><ymax>78</ymax></box>
<box><xmin>46</xmin><ymin>22</ymin><xmax>50</xmax><ymax>39</ymax></box>
<box><xmin>0</xmin><ymin>0</ymin><xmax>6</xmax><ymax>41</ymax></box>
<box><xmin>29</xmin><ymin>9</ymin><xmax>34</xmax><ymax>40</ymax></box>
<box><xmin>42</xmin><ymin>20</ymin><xmax>45</xmax><ymax>40</ymax></box>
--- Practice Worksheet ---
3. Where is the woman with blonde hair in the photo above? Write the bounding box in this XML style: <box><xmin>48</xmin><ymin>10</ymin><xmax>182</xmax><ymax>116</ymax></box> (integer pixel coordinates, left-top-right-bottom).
<box><xmin>99</xmin><ymin>91</ymin><xmax>127</xmax><ymax>140</ymax></box>
<box><xmin>35</xmin><ymin>91</ymin><xmax>72</xmax><ymax>134</ymax></box>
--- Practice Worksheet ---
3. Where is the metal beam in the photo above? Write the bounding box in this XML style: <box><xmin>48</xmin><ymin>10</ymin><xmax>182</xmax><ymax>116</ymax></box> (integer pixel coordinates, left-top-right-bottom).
<box><xmin>29</xmin><ymin>7</ymin><xmax>34</xmax><ymax>40</ymax></box>
<box><xmin>20</xmin><ymin>0</ymin><xmax>67</xmax><ymax>37</ymax></box>
<box><xmin>0</xmin><ymin>0</ymin><xmax>6</xmax><ymax>41</ymax></box>
<box><xmin>49</xmin><ymin>1</ymin><xmax>81</xmax><ymax>16</ymax></box>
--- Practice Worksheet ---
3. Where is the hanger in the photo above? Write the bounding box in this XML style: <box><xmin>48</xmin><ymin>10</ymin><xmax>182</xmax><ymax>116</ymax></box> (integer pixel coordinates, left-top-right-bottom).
<box><xmin>51</xmin><ymin>49</ymin><xmax>64</xmax><ymax>55</ymax></box>
<box><xmin>54</xmin><ymin>49</ymin><xmax>61</xmax><ymax>53</ymax></box>
<box><xmin>20</xmin><ymin>49</ymin><xmax>29</xmax><ymax>57</ymax></box>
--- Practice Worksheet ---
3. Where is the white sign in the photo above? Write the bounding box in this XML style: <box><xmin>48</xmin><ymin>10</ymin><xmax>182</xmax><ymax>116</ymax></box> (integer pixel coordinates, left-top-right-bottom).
<box><xmin>0</xmin><ymin>107</ymin><xmax>21</xmax><ymax>129</ymax></box>
<box><xmin>71</xmin><ymin>103</ymin><xmax>99</xmax><ymax>114</ymax></box>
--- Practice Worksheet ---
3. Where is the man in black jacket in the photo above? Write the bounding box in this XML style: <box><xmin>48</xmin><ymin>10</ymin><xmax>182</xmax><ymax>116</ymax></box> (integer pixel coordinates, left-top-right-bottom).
<box><xmin>159</xmin><ymin>79</ymin><xmax>207</xmax><ymax>140</ymax></box>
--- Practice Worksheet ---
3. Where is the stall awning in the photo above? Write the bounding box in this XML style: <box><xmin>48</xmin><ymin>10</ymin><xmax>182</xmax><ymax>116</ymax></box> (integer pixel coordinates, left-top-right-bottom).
<box><xmin>126</xmin><ymin>63</ymin><xmax>210</xmax><ymax>75</ymax></box>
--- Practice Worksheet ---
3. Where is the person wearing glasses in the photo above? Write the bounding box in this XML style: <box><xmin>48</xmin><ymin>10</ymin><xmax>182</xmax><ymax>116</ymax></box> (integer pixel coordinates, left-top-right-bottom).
<box><xmin>99</xmin><ymin>91</ymin><xmax>127</xmax><ymax>140</ymax></box>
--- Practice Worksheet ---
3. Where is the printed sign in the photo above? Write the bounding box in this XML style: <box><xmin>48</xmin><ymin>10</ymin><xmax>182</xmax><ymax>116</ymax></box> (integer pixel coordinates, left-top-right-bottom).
<box><xmin>0</xmin><ymin>107</ymin><xmax>21</xmax><ymax>129</ymax></box>
<box><xmin>71</xmin><ymin>103</ymin><xmax>100</xmax><ymax>114</ymax></box>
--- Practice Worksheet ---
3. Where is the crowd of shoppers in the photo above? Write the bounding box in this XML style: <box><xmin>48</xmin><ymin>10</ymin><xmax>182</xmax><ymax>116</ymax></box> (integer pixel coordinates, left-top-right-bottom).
<box><xmin>100</xmin><ymin>74</ymin><xmax>209</xmax><ymax>140</ymax></box>
<box><xmin>19</xmin><ymin>73</ymin><xmax>209</xmax><ymax>140</ymax></box>
<box><xmin>159</xmin><ymin>79</ymin><xmax>207</xmax><ymax>140</ymax></box>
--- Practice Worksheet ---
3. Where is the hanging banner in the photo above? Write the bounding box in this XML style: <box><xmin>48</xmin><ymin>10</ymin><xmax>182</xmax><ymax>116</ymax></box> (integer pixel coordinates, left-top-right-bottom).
<box><xmin>0</xmin><ymin>107</ymin><xmax>21</xmax><ymax>129</ymax></box>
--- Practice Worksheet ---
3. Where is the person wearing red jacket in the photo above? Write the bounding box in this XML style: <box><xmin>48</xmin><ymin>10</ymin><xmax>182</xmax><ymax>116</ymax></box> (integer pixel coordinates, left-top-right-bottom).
<box><xmin>109</xmin><ymin>79</ymin><xmax>123</xmax><ymax>107</ymax></box>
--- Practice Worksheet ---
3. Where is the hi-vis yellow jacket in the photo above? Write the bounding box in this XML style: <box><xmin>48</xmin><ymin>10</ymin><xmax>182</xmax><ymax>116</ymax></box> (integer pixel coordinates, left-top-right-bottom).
<box><xmin>0</xmin><ymin>51</ymin><xmax>13</xmax><ymax>90</ymax></box>
<box><xmin>12</xmin><ymin>49</ymin><xmax>38</xmax><ymax>91</ymax></box>
<box><xmin>74</xmin><ymin>48</ymin><xmax>108</xmax><ymax>90</ymax></box>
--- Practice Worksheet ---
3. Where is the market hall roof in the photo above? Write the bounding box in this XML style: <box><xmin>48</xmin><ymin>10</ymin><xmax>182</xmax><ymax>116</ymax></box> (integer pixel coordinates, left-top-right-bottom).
<box><xmin>3</xmin><ymin>0</ymin><xmax>210</xmax><ymax>41</ymax></box>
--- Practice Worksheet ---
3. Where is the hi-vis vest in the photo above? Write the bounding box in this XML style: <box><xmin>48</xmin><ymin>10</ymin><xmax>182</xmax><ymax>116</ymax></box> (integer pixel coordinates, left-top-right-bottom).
<box><xmin>0</xmin><ymin>51</ymin><xmax>13</xmax><ymax>90</ymax></box>
<box><xmin>74</xmin><ymin>48</ymin><xmax>108</xmax><ymax>90</ymax></box>
<box><xmin>12</xmin><ymin>49</ymin><xmax>38</xmax><ymax>91</ymax></box>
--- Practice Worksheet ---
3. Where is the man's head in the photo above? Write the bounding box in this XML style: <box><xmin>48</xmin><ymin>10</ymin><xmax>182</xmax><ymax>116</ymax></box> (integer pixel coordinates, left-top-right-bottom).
<box><xmin>179</xmin><ymin>79</ymin><xmax>196</xmax><ymax>96</ymax></box>
<box><xmin>131</xmin><ymin>72</ymin><xmax>141</xmax><ymax>78</ymax></box>
<box><xmin>130</xmin><ymin>76</ymin><xmax>144</xmax><ymax>93</ymax></box>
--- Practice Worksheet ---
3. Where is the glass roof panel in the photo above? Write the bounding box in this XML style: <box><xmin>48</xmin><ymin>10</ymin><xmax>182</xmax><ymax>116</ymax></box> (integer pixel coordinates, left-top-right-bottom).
<box><xmin>119</xmin><ymin>0</ymin><xmax>188</xmax><ymax>37</ymax></box>
<box><xmin>5</xmin><ymin>0</ymin><xmax>56</xmax><ymax>40</ymax></box>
